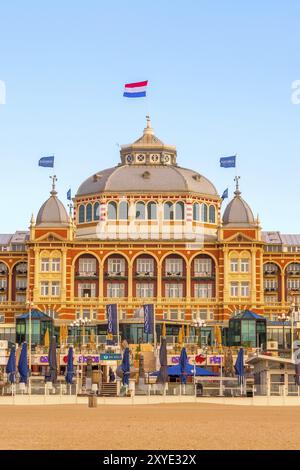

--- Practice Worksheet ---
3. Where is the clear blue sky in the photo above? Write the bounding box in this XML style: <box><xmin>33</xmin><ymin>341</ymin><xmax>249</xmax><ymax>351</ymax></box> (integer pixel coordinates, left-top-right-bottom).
<box><xmin>1</xmin><ymin>0</ymin><xmax>300</xmax><ymax>233</ymax></box>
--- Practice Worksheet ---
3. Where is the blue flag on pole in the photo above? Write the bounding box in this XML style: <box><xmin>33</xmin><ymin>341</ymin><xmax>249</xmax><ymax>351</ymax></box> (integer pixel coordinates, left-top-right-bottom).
<box><xmin>220</xmin><ymin>156</ymin><xmax>236</xmax><ymax>168</ymax></box>
<box><xmin>67</xmin><ymin>188</ymin><xmax>72</xmax><ymax>200</ymax></box>
<box><xmin>39</xmin><ymin>156</ymin><xmax>54</xmax><ymax>168</ymax></box>
<box><xmin>144</xmin><ymin>304</ymin><xmax>154</xmax><ymax>334</ymax></box>
<box><xmin>221</xmin><ymin>188</ymin><xmax>229</xmax><ymax>200</ymax></box>
<box><xmin>106</xmin><ymin>304</ymin><xmax>118</xmax><ymax>335</ymax></box>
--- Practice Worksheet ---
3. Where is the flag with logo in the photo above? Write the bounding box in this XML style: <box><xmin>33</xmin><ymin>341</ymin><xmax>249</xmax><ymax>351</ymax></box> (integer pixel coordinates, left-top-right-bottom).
<box><xmin>106</xmin><ymin>304</ymin><xmax>118</xmax><ymax>336</ymax></box>
<box><xmin>144</xmin><ymin>304</ymin><xmax>154</xmax><ymax>334</ymax></box>
<box><xmin>220</xmin><ymin>156</ymin><xmax>236</xmax><ymax>168</ymax></box>
<box><xmin>39</xmin><ymin>156</ymin><xmax>54</xmax><ymax>168</ymax></box>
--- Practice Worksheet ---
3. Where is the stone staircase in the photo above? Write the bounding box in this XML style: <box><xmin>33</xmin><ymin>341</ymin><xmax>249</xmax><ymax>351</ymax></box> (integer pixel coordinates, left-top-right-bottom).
<box><xmin>99</xmin><ymin>382</ymin><xmax>118</xmax><ymax>397</ymax></box>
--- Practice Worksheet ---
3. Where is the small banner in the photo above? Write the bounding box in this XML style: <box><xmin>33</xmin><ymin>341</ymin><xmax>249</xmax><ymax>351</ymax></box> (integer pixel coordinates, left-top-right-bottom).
<box><xmin>106</xmin><ymin>304</ymin><xmax>118</xmax><ymax>336</ymax></box>
<box><xmin>144</xmin><ymin>304</ymin><xmax>154</xmax><ymax>335</ymax></box>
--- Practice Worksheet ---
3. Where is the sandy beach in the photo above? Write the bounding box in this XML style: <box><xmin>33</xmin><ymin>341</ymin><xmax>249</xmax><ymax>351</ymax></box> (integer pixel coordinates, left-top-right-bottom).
<box><xmin>0</xmin><ymin>403</ymin><xmax>299</xmax><ymax>450</ymax></box>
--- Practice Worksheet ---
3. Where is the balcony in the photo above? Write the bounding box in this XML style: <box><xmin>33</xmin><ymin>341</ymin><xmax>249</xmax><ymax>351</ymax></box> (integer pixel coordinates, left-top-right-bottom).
<box><xmin>75</xmin><ymin>271</ymin><xmax>98</xmax><ymax>280</ymax></box>
<box><xmin>192</xmin><ymin>271</ymin><xmax>215</xmax><ymax>281</ymax></box>
<box><xmin>264</xmin><ymin>270</ymin><xmax>278</xmax><ymax>276</ymax></box>
<box><xmin>287</xmin><ymin>270</ymin><xmax>300</xmax><ymax>276</ymax></box>
<box><xmin>264</xmin><ymin>287</ymin><xmax>278</xmax><ymax>292</ymax></box>
<box><xmin>134</xmin><ymin>271</ymin><xmax>156</xmax><ymax>279</ymax></box>
<box><xmin>16</xmin><ymin>287</ymin><xmax>27</xmax><ymax>292</ymax></box>
<box><xmin>104</xmin><ymin>271</ymin><xmax>127</xmax><ymax>280</ymax></box>
<box><xmin>163</xmin><ymin>272</ymin><xmax>185</xmax><ymax>280</ymax></box>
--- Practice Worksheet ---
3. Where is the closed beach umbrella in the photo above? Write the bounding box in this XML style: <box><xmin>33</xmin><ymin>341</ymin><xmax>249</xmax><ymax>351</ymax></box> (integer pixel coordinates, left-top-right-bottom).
<box><xmin>6</xmin><ymin>346</ymin><xmax>16</xmax><ymax>384</ymax></box>
<box><xmin>179</xmin><ymin>347</ymin><xmax>188</xmax><ymax>384</ymax></box>
<box><xmin>44</xmin><ymin>328</ymin><xmax>50</xmax><ymax>348</ymax></box>
<box><xmin>90</xmin><ymin>329</ymin><xmax>95</xmax><ymax>346</ymax></box>
<box><xmin>214</xmin><ymin>325</ymin><xmax>222</xmax><ymax>347</ymax></box>
<box><xmin>48</xmin><ymin>336</ymin><xmax>57</xmax><ymax>383</ymax></box>
<box><xmin>65</xmin><ymin>347</ymin><xmax>74</xmax><ymax>385</ymax></box>
<box><xmin>234</xmin><ymin>348</ymin><xmax>245</xmax><ymax>385</ymax></box>
<box><xmin>178</xmin><ymin>325</ymin><xmax>184</xmax><ymax>345</ymax></box>
<box><xmin>162</xmin><ymin>323</ymin><xmax>167</xmax><ymax>338</ymax></box>
<box><xmin>121</xmin><ymin>347</ymin><xmax>130</xmax><ymax>386</ymax></box>
<box><xmin>18</xmin><ymin>342</ymin><xmax>29</xmax><ymax>384</ymax></box>
<box><xmin>156</xmin><ymin>337</ymin><xmax>168</xmax><ymax>384</ymax></box>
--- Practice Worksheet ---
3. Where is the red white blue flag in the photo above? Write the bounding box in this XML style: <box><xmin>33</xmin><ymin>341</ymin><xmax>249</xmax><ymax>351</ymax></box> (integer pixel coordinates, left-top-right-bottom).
<box><xmin>123</xmin><ymin>80</ymin><xmax>148</xmax><ymax>98</ymax></box>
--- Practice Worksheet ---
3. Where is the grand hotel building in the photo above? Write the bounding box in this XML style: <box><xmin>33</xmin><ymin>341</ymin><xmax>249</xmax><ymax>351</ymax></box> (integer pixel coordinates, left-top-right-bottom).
<box><xmin>0</xmin><ymin>118</ymin><xmax>299</xmax><ymax>344</ymax></box>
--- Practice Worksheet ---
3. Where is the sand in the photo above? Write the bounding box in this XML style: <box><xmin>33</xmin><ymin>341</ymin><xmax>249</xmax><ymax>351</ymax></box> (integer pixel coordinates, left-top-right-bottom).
<box><xmin>0</xmin><ymin>403</ymin><xmax>299</xmax><ymax>450</ymax></box>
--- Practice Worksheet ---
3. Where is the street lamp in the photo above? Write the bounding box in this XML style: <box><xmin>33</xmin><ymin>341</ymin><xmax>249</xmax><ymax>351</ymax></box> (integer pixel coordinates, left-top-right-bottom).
<box><xmin>278</xmin><ymin>313</ymin><xmax>290</xmax><ymax>351</ymax></box>
<box><xmin>25</xmin><ymin>298</ymin><xmax>34</xmax><ymax>371</ymax></box>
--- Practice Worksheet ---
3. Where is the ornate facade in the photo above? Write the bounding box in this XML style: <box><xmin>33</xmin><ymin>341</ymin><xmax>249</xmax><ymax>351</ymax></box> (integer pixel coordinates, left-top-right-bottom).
<box><xmin>1</xmin><ymin>118</ymin><xmax>300</xmax><ymax>343</ymax></box>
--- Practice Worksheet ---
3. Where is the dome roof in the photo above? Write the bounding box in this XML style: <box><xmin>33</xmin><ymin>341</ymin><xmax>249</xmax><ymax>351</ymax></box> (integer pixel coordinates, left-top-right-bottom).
<box><xmin>223</xmin><ymin>179</ymin><xmax>255</xmax><ymax>226</ymax></box>
<box><xmin>76</xmin><ymin>164</ymin><xmax>218</xmax><ymax>197</ymax></box>
<box><xmin>36</xmin><ymin>177</ymin><xmax>69</xmax><ymax>227</ymax></box>
<box><xmin>76</xmin><ymin>117</ymin><xmax>218</xmax><ymax>198</ymax></box>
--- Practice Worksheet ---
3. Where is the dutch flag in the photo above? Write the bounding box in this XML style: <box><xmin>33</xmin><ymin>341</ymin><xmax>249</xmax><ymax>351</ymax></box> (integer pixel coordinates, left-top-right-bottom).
<box><xmin>123</xmin><ymin>80</ymin><xmax>148</xmax><ymax>98</ymax></box>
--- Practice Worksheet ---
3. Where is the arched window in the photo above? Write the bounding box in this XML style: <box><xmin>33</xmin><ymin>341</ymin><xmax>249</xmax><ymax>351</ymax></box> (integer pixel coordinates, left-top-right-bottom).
<box><xmin>209</xmin><ymin>205</ymin><xmax>216</xmax><ymax>223</ymax></box>
<box><xmin>175</xmin><ymin>202</ymin><xmax>185</xmax><ymax>220</ymax></box>
<box><xmin>86</xmin><ymin>203</ymin><xmax>92</xmax><ymax>222</ymax></box>
<box><xmin>164</xmin><ymin>202</ymin><xmax>174</xmax><ymax>220</ymax></box>
<box><xmin>93</xmin><ymin>202</ymin><xmax>100</xmax><ymax>221</ymax></box>
<box><xmin>147</xmin><ymin>202</ymin><xmax>157</xmax><ymax>220</ymax></box>
<box><xmin>201</xmin><ymin>203</ymin><xmax>208</xmax><ymax>222</ymax></box>
<box><xmin>193</xmin><ymin>203</ymin><xmax>200</xmax><ymax>221</ymax></box>
<box><xmin>107</xmin><ymin>201</ymin><xmax>117</xmax><ymax>220</ymax></box>
<box><xmin>119</xmin><ymin>201</ymin><xmax>129</xmax><ymax>220</ymax></box>
<box><xmin>136</xmin><ymin>202</ymin><xmax>145</xmax><ymax>220</ymax></box>
<box><xmin>79</xmin><ymin>205</ymin><xmax>85</xmax><ymax>223</ymax></box>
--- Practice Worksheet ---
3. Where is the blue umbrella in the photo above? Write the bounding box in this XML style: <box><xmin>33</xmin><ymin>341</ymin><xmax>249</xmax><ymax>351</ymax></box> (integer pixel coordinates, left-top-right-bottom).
<box><xmin>121</xmin><ymin>347</ymin><xmax>130</xmax><ymax>386</ymax></box>
<box><xmin>65</xmin><ymin>347</ymin><xmax>74</xmax><ymax>385</ymax></box>
<box><xmin>18</xmin><ymin>342</ymin><xmax>29</xmax><ymax>384</ymax></box>
<box><xmin>6</xmin><ymin>346</ymin><xmax>16</xmax><ymax>384</ymax></box>
<box><xmin>48</xmin><ymin>336</ymin><xmax>57</xmax><ymax>383</ymax></box>
<box><xmin>179</xmin><ymin>347</ymin><xmax>188</xmax><ymax>384</ymax></box>
<box><xmin>156</xmin><ymin>337</ymin><xmax>168</xmax><ymax>384</ymax></box>
<box><xmin>234</xmin><ymin>348</ymin><xmax>245</xmax><ymax>385</ymax></box>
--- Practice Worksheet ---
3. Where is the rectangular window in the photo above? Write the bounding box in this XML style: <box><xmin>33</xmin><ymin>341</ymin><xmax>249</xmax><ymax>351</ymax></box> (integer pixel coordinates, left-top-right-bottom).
<box><xmin>264</xmin><ymin>279</ymin><xmax>278</xmax><ymax>290</ymax></box>
<box><xmin>136</xmin><ymin>258</ymin><xmax>154</xmax><ymax>275</ymax></box>
<box><xmin>136</xmin><ymin>283</ymin><xmax>154</xmax><ymax>298</ymax></box>
<box><xmin>107</xmin><ymin>283</ymin><xmax>125</xmax><ymax>298</ymax></box>
<box><xmin>241</xmin><ymin>258</ymin><xmax>250</xmax><ymax>273</ymax></box>
<box><xmin>194</xmin><ymin>258</ymin><xmax>212</xmax><ymax>276</ymax></box>
<box><xmin>264</xmin><ymin>295</ymin><xmax>278</xmax><ymax>304</ymax></box>
<box><xmin>78</xmin><ymin>283</ymin><xmax>96</xmax><ymax>298</ymax></box>
<box><xmin>108</xmin><ymin>258</ymin><xmax>125</xmax><ymax>276</ymax></box>
<box><xmin>79</xmin><ymin>258</ymin><xmax>96</xmax><ymax>275</ymax></box>
<box><xmin>230</xmin><ymin>282</ymin><xmax>239</xmax><ymax>297</ymax></box>
<box><xmin>16</xmin><ymin>279</ymin><xmax>27</xmax><ymax>290</ymax></box>
<box><xmin>0</xmin><ymin>294</ymin><xmax>6</xmax><ymax>302</ymax></box>
<box><xmin>241</xmin><ymin>282</ymin><xmax>250</xmax><ymax>297</ymax></box>
<box><xmin>16</xmin><ymin>294</ymin><xmax>26</xmax><ymax>302</ymax></box>
<box><xmin>52</xmin><ymin>258</ymin><xmax>61</xmax><ymax>272</ymax></box>
<box><xmin>230</xmin><ymin>259</ymin><xmax>239</xmax><ymax>272</ymax></box>
<box><xmin>194</xmin><ymin>283</ymin><xmax>212</xmax><ymax>298</ymax></box>
<box><xmin>165</xmin><ymin>283</ymin><xmax>183</xmax><ymax>298</ymax></box>
<box><xmin>40</xmin><ymin>281</ymin><xmax>49</xmax><ymax>296</ymax></box>
<box><xmin>51</xmin><ymin>281</ymin><xmax>60</xmax><ymax>296</ymax></box>
<box><xmin>287</xmin><ymin>279</ymin><xmax>300</xmax><ymax>290</ymax></box>
<box><xmin>0</xmin><ymin>279</ymin><xmax>7</xmax><ymax>289</ymax></box>
<box><xmin>165</xmin><ymin>258</ymin><xmax>183</xmax><ymax>276</ymax></box>
<box><xmin>41</xmin><ymin>258</ymin><xmax>50</xmax><ymax>272</ymax></box>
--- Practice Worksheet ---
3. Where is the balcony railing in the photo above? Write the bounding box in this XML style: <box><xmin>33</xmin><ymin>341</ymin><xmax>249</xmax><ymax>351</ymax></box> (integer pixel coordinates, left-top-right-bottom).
<box><xmin>287</xmin><ymin>270</ymin><xmax>300</xmax><ymax>276</ymax></box>
<box><xmin>264</xmin><ymin>287</ymin><xmax>278</xmax><ymax>292</ymax></box>
<box><xmin>75</xmin><ymin>271</ymin><xmax>98</xmax><ymax>278</ymax></box>
<box><xmin>134</xmin><ymin>272</ymin><xmax>156</xmax><ymax>278</ymax></box>
<box><xmin>104</xmin><ymin>272</ymin><xmax>127</xmax><ymax>279</ymax></box>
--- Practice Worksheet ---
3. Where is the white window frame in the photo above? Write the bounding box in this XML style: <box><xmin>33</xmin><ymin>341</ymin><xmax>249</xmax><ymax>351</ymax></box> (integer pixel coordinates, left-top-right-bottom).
<box><xmin>165</xmin><ymin>283</ymin><xmax>183</xmax><ymax>298</ymax></box>
<box><xmin>136</xmin><ymin>283</ymin><xmax>154</xmax><ymax>298</ymax></box>
<box><xmin>52</xmin><ymin>258</ymin><xmax>61</xmax><ymax>272</ymax></box>
<box><xmin>165</xmin><ymin>258</ymin><xmax>183</xmax><ymax>276</ymax></box>
<box><xmin>108</xmin><ymin>258</ymin><xmax>125</xmax><ymax>276</ymax></box>
<box><xmin>107</xmin><ymin>283</ymin><xmax>125</xmax><ymax>298</ymax></box>
<box><xmin>51</xmin><ymin>281</ymin><xmax>60</xmax><ymax>297</ymax></box>
<box><xmin>136</xmin><ymin>258</ymin><xmax>154</xmax><ymax>275</ymax></box>
<box><xmin>241</xmin><ymin>282</ymin><xmax>250</xmax><ymax>297</ymax></box>
<box><xmin>230</xmin><ymin>259</ymin><xmax>239</xmax><ymax>273</ymax></box>
<box><xmin>194</xmin><ymin>283</ymin><xmax>212</xmax><ymax>298</ymax></box>
<box><xmin>40</xmin><ymin>281</ymin><xmax>49</xmax><ymax>296</ymax></box>
<box><xmin>194</xmin><ymin>258</ymin><xmax>212</xmax><ymax>276</ymax></box>
<box><xmin>41</xmin><ymin>258</ymin><xmax>50</xmax><ymax>272</ymax></box>
<box><xmin>230</xmin><ymin>282</ymin><xmax>239</xmax><ymax>297</ymax></box>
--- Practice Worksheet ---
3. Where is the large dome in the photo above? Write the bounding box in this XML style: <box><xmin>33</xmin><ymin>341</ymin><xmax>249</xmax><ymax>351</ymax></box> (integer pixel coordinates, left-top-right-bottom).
<box><xmin>76</xmin><ymin>164</ymin><xmax>218</xmax><ymax>197</ymax></box>
<box><xmin>36</xmin><ymin>179</ymin><xmax>69</xmax><ymax>227</ymax></box>
<box><xmin>76</xmin><ymin>117</ymin><xmax>218</xmax><ymax>198</ymax></box>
